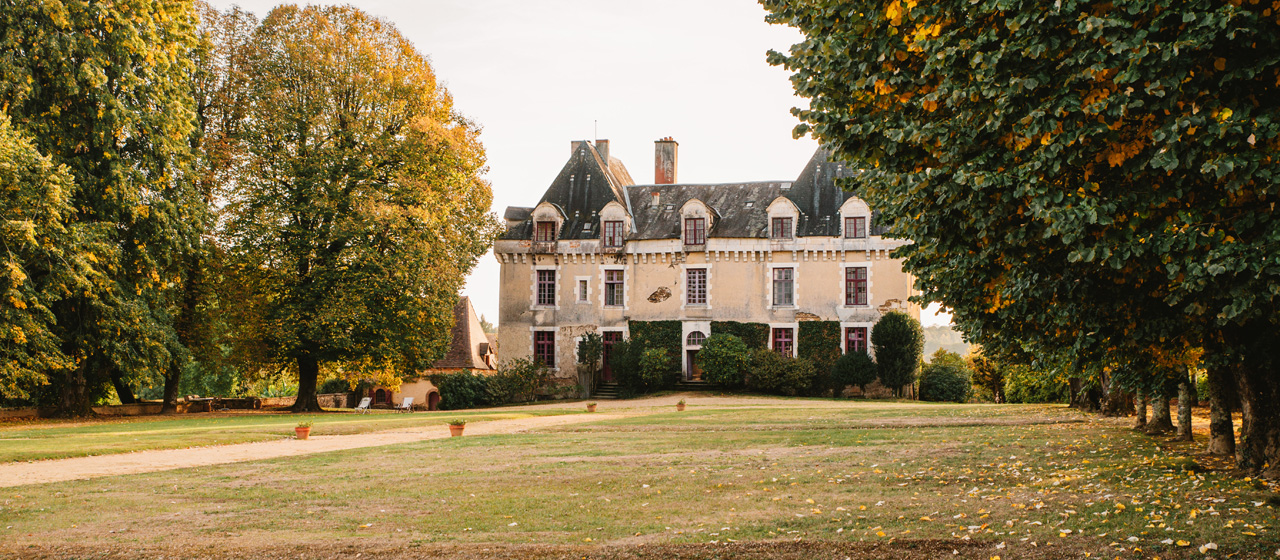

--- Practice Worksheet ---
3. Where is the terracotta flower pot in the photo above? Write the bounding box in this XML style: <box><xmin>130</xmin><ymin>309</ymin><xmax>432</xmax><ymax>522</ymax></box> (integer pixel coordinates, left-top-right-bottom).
<box><xmin>295</xmin><ymin>427</ymin><xmax>311</xmax><ymax>440</ymax></box>
<box><xmin>587</xmin><ymin>404</ymin><xmax>597</xmax><ymax>412</ymax></box>
<box><xmin>676</xmin><ymin>403</ymin><xmax>686</xmax><ymax>411</ymax></box>
<box><xmin>449</xmin><ymin>424</ymin><xmax>465</xmax><ymax>437</ymax></box>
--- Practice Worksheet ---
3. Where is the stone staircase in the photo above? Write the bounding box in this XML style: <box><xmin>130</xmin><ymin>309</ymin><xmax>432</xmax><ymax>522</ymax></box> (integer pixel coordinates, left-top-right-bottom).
<box><xmin>674</xmin><ymin>379</ymin><xmax>717</xmax><ymax>392</ymax></box>
<box><xmin>593</xmin><ymin>382</ymin><xmax>619</xmax><ymax>399</ymax></box>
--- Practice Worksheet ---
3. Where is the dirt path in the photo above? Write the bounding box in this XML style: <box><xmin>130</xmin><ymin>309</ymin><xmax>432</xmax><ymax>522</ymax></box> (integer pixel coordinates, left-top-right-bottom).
<box><xmin>0</xmin><ymin>411</ymin><xmax>639</xmax><ymax>488</ymax></box>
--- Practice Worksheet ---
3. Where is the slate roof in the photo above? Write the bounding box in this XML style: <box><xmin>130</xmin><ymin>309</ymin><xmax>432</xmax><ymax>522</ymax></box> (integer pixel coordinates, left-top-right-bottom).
<box><xmin>431</xmin><ymin>297</ymin><xmax>495</xmax><ymax>370</ymax></box>
<box><xmin>502</xmin><ymin>144</ymin><xmax>884</xmax><ymax>241</ymax></box>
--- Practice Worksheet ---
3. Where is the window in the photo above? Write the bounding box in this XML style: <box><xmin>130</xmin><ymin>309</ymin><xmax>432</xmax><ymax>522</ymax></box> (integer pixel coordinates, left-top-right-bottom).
<box><xmin>686</xmin><ymin>331</ymin><xmax>706</xmax><ymax>347</ymax></box>
<box><xmin>604</xmin><ymin>270</ymin><xmax>624</xmax><ymax>307</ymax></box>
<box><xmin>535</xmin><ymin>219</ymin><xmax>555</xmax><ymax>241</ymax></box>
<box><xmin>771</xmin><ymin>217</ymin><xmax>793</xmax><ymax>239</ymax></box>
<box><xmin>577</xmin><ymin>279</ymin><xmax>588</xmax><ymax>303</ymax></box>
<box><xmin>534</xmin><ymin>331</ymin><xmax>555</xmax><ymax>366</ymax></box>
<box><xmin>845</xmin><ymin>267</ymin><xmax>868</xmax><ymax>306</ymax></box>
<box><xmin>772</xmin><ymin>267</ymin><xmax>794</xmax><ymax>306</ymax></box>
<box><xmin>772</xmin><ymin>328</ymin><xmax>794</xmax><ymax>357</ymax></box>
<box><xmin>603</xmin><ymin>220</ymin><xmax>624</xmax><ymax>247</ymax></box>
<box><xmin>686</xmin><ymin>268</ymin><xmax>707</xmax><ymax>305</ymax></box>
<box><xmin>536</xmin><ymin>270</ymin><xmax>556</xmax><ymax>306</ymax></box>
<box><xmin>846</xmin><ymin>327</ymin><xmax>868</xmax><ymax>354</ymax></box>
<box><xmin>684</xmin><ymin>217</ymin><xmax>706</xmax><ymax>245</ymax></box>
<box><xmin>844</xmin><ymin>216</ymin><xmax>867</xmax><ymax>239</ymax></box>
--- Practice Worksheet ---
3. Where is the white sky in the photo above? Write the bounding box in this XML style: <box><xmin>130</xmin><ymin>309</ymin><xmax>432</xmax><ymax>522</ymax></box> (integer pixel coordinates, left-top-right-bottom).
<box><xmin>208</xmin><ymin>0</ymin><xmax>953</xmax><ymax>328</ymax></box>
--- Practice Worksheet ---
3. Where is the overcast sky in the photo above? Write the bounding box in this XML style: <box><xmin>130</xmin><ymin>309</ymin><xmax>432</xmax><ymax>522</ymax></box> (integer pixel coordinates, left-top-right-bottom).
<box><xmin>207</xmin><ymin>0</ymin><xmax>952</xmax><ymax>327</ymax></box>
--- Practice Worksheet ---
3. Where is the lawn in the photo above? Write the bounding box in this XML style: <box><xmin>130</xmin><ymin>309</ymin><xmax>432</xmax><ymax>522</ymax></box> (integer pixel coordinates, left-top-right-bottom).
<box><xmin>0</xmin><ymin>397</ymin><xmax>1276</xmax><ymax>560</ymax></box>
<box><xmin>0</xmin><ymin>408</ymin><xmax>575</xmax><ymax>463</ymax></box>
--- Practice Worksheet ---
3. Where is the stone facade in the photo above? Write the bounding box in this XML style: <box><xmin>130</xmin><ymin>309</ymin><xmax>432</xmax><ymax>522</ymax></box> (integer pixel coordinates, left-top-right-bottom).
<box><xmin>495</xmin><ymin>139</ymin><xmax>920</xmax><ymax>385</ymax></box>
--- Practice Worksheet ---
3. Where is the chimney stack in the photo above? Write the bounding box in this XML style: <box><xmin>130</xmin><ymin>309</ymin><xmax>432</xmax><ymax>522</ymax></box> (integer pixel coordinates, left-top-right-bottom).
<box><xmin>595</xmin><ymin>139</ymin><xmax>609</xmax><ymax>162</ymax></box>
<box><xmin>571</xmin><ymin>140</ymin><xmax>585</xmax><ymax>155</ymax></box>
<box><xmin>654</xmin><ymin>137</ymin><xmax>678</xmax><ymax>185</ymax></box>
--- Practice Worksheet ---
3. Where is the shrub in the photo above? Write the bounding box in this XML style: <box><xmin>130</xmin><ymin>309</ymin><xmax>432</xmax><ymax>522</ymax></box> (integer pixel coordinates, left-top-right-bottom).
<box><xmin>832</xmin><ymin>351</ymin><xmax>878</xmax><ymax>397</ymax></box>
<box><xmin>871</xmin><ymin>311</ymin><xmax>924</xmax><ymax>397</ymax></box>
<box><xmin>710</xmin><ymin>321</ymin><xmax>770</xmax><ymax>349</ymax></box>
<box><xmin>318</xmin><ymin>377</ymin><xmax>353</xmax><ymax>394</ymax></box>
<box><xmin>430</xmin><ymin>371</ymin><xmax>491</xmax><ymax>410</ymax></box>
<box><xmin>919</xmin><ymin>362</ymin><xmax>971</xmax><ymax>402</ymax></box>
<box><xmin>798</xmin><ymin>321</ymin><xmax>841</xmax><ymax>397</ymax></box>
<box><xmin>698</xmin><ymin>334</ymin><xmax>750</xmax><ymax>388</ymax></box>
<box><xmin>638</xmin><ymin>348</ymin><xmax>673</xmax><ymax>391</ymax></box>
<box><xmin>967</xmin><ymin>350</ymin><xmax>1005</xmax><ymax>403</ymax></box>
<box><xmin>746</xmin><ymin>350</ymin><xmax>817</xmax><ymax>396</ymax></box>
<box><xmin>486</xmin><ymin>357</ymin><xmax>547</xmax><ymax>404</ymax></box>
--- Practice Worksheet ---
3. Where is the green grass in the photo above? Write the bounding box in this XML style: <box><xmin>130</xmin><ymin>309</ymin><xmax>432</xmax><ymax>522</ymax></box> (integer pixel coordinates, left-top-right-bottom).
<box><xmin>1</xmin><ymin>399</ymin><xmax>1276</xmax><ymax>559</ymax></box>
<box><xmin>0</xmin><ymin>409</ymin><xmax>574</xmax><ymax>462</ymax></box>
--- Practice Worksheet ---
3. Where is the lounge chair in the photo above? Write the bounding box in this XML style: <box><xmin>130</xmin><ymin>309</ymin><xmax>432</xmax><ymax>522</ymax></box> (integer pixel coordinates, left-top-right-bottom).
<box><xmin>353</xmin><ymin>397</ymin><xmax>372</xmax><ymax>414</ymax></box>
<box><xmin>396</xmin><ymin>397</ymin><xmax>414</xmax><ymax>413</ymax></box>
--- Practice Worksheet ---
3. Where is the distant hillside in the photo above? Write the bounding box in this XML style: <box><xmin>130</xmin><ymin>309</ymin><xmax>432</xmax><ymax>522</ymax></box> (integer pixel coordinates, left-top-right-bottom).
<box><xmin>923</xmin><ymin>325</ymin><xmax>972</xmax><ymax>360</ymax></box>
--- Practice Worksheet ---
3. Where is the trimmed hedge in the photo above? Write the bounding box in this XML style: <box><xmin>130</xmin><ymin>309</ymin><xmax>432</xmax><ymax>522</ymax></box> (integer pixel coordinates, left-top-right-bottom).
<box><xmin>710</xmin><ymin>321</ymin><xmax>769</xmax><ymax>349</ymax></box>
<box><xmin>833</xmin><ymin>351</ymin><xmax>878</xmax><ymax>396</ymax></box>
<box><xmin>746</xmin><ymin>349</ymin><xmax>817</xmax><ymax>396</ymax></box>
<box><xmin>919</xmin><ymin>362</ymin><xmax>971</xmax><ymax>402</ymax></box>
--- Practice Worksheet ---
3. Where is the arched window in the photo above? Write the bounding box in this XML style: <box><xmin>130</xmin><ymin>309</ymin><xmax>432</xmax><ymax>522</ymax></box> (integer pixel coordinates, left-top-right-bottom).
<box><xmin>374</xmin><ymin>388</ymin><xmax>388</xmax><ymax>405</ymax></box>
<box><xmin>686</xmin><ymin>331</ymin><xmax>706</xmax><ymax>347</ymax></box>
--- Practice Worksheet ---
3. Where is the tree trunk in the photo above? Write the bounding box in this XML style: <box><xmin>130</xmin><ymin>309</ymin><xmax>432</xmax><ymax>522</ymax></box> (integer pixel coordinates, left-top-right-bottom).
<box><xmin>1147</xmin><ymin>391</ymin><xmax>1174</xmax><ymax>434</ymax></box>
<box><xmin>161</xmin><ymin>360</ymin><xmax>182</xmax><ymax>415</ymax></box>
<box><xmin>1176</xmin><ymin>375</ymin><xmax>1193</xmax><ymax>442</ymax></box>
<box><xmin>109</xmin><ymin>369</ymin><xmax>137</xmax><ymax>405</ymax></box>
<box><xmin>1133</xmin><ymin>390</ymin><xmax>1147</xmax><ymax>431</ymax></box>
<box><xmin>291</xmin><ymin>354</ymin><xmax>324</xmax><ymax>412</ymax></box>
<box><xmin>1234</xmin><ymin>360</ymin><xmax>1280</xmax><ymax>477</ymax></box>
<box><xmin>1205</xmin><ymin>365</ymin><xmax>1235</xmax><ymax>456</ymax></box>
<box><xmin>1101</xmin><ymin>386</ymin><xmax>1133</xmax><ymax>417</ymax></box>
<box><xmin>58</xmin><ymin>364</ymin><xmax>94</xmax><ymax>417</ymax></box>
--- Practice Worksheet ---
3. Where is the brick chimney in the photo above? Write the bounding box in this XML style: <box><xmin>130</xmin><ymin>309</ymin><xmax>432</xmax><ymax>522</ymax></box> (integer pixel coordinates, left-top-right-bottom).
<box><xmin>654</xmin><ymin>137</ymin><xmax>678</xmax><ymax>184</ymax></box>
<box><xmin>595</xmin><ymin>139</ymin><xmax>609</xmax><ymax>162</ymax></box>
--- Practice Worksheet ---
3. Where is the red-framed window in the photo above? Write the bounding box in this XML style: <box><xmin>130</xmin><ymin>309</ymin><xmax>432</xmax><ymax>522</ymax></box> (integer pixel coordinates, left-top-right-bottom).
<box><xmin>536</xmin><ymin>270</ymin><xmax>556</xmax><ymax>306</ymax></box>
<box><xmin>772</xmin><ymin>327</ymin><xmax>794</xmax><ymax>357</ymax></box>
<box><xmin>771</xmin><ymin>217</ymin><xmax>793</xmax><ymax>239</ymax></box>
<box><xmin>684</xmin><ymin>217</ymin><xmax>706</xmax><ymax>245</ymax></box>
<box><xmin>604</xmin><ymin>270</ymin><xmax>624</xmax><ymax>307</ymax></box>
<box><xmin>686</xmin><ymin>268</ymin><xmax>707</xmax><ymax>305</ymax></box>
<box><xmin>534</xmin><ymin>331</ymin><xmax>555</xmax><ymax>366</ymax></box>
<box><xmin>772</xmin><ymin>267</ymin><xmax>794</xmax><ymax>306</ymax></box>
<box><xmin>602</xmin><ymin>220</ymin><xmax>624</xmax><ymax>247</ymax></box>
<box><xmin>535</xmin><ymin>221</ymin><xmax>556</xmax><ymax>242</ymax></box>
<box><xmin>844</xmin><ymin>216</ymin><xmax>867</xmax><ymax>239</ymax></box>
<box><xmin>845</xmin><ymin>327</ymin><xmax>868</xmax><ymax>354</ymax></box>
<box><xmin>845</xmin><ymin>266</ymin><xmax>868</xmax><ymax>306</ymax></box>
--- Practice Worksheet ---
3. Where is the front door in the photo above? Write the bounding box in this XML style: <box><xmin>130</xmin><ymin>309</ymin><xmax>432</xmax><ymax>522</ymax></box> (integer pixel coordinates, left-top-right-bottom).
<box><xmin>602</xmin><ymin>332</ymin><xmax>623</xmax><ymax>382</ymax></box>
<box><xmin>687</xmin><ymin>349</ymin><xmax>701</xmax><ymax>381</ymax></box>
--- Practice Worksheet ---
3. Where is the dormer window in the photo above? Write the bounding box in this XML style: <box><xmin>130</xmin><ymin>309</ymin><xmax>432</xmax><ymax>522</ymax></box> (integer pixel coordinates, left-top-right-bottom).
<box><xmin>535</xmin><ymin>221</ymin><xmax>556</xmax><ymax>242</ymax></box>
<box><xmin>602</xmin><ymin>220</ymin><xmax>624</xmax><ymax>247</ymax></box>
<box><xmin>684</xmin><ymin>217</ymin><xmax>706</xmax><ymax>246</ymax></box>
<box><xmin>771</xmin><ymin>217</ymin><xmax>793</xmax><ymax>240</ymax></box>
<box><xmin>844</xmin><ymin>216</ymin><xmax>867</xmax><ymax>239</ymax></box>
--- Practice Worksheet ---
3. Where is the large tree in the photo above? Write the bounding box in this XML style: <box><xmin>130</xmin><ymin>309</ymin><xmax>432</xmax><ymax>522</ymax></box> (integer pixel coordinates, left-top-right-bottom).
<box><xmin>222</xmin><ymin>5</ymin><xmax>500</xmax><ymax>412</ymax></box>
<box><xmin>763</xmin><ymin>0</ymin><xmax>1280</xmax><ymax>473</ymax></box>
<box><xmin>0</xmin><ymin>0</ymin><xmax>201</xmax><ymax>414</ymax></box>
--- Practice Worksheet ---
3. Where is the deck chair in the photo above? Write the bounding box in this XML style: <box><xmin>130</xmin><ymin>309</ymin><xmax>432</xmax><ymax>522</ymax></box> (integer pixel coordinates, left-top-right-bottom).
<box><xmin>396</xmin><ymin>397</ymin><xmax>414</xmax><ymax>413</ymax></box>
<box><xmin>353</xmin><ymin>397</ymin><xmax>372</xmax><ymax>414</ymax></box>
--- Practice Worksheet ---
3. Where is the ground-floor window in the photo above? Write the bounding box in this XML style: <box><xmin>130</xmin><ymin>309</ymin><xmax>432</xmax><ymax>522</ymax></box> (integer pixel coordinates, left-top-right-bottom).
<box><xmin>845</xmin><ymin>326</ymin><xmax>868</xmax><ymax>354</ymax></box>
<box><xmin>772</xmin><ymin>327</ymin><xmax>794</xmax><ymax>357</ymax></box>
<box><xmin>534</xmin><ymin>331</ymin><xmax>555</xmax><ymax>366</ymax></box>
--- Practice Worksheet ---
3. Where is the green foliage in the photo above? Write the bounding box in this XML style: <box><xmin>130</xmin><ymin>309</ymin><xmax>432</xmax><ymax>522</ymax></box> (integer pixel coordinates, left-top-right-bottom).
<box><xmin>430</xmin><ymin>371</ymin><xmax>492</xmax><ymax>411</ymax></box>
<box><xmin>486</xmin><ymin>358</ymin><xmax>547</xmax><ymax>405</ymax></box>
<box><xmin>220</xmin><ymin>5</ymin><xmax>502</xmax><ymax>411</ymax></box>
<box><xmin>871</xmin><ymin>312</ymin><xmax>924</xmax><ymax>397</ymax></box>
<box><xmin>832</xmin><ymin>351</ymin><xmax>878</xmax><ymax>396</ymax></box>
<box><xmin>746</xmin><ymin>350</ymin><xmax>817</xmax><ymax>396</ymax></box>
<box><xmin>1</xmin><ymin>0</ymin><xmax>204</xmax><ymax>414</ymax></box>
<box><xmin>697</xmin><ymin>334</ymin><xmax>750</xmax><ymax>388</ymax></box>
<box><xmin>318</xmin><ymin>377</ymin><xmax>353</xmax><ymax>395</ymax></box>
<box><xmin>1004</xmin><ymin>365</ymin><xmax>1069</xmax><ymax>404</ymax></box>
<box><xmin>606</xmin><ymin>339</ymin><xmax>640</xmax><ymax>397</ymax></box>
<box><xmin>968</xmin><ymin>351</ymin><xmax>1006</xmax><ymax>403</ymax></box>
<box><xmin>919</xmin><ymin>362</ymin><xmax>971</xmax><ymax>403</ymax></box>
<box><xmin>711</xmin><ymin>321</ymin><xmax>769</xmax><ymax>349</ymax></box>
<box><xmin>763</xmin><ymin>0</ymin><xmax>1280</xmax><ymax>469</ymax></box>
<box><xmin>797</xmin><ymin>321</ymin><xmax>841</xmax><ymax>397</ymax></box>
<box><xmin>638</xmin><ymin>348</ymin><xmax>673</xmax><ymax>392</ymax></box>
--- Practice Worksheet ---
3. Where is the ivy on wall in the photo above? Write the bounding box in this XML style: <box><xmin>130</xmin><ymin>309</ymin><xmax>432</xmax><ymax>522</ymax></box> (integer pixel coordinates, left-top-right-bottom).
<box><xmin>710</xmin><ymin>321</ymin><xmax>770</xmax><ymax>349</ymax></box>
<box><xmin>798</xmin><ymin>321</ymin><xmax>842</xmax><ymax>396</ymax></box>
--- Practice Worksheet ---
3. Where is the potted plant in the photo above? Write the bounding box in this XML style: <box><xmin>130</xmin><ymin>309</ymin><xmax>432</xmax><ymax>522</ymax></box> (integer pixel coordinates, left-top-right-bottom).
<box><xmin>448</xmin><ymin>419</ymin><xmax>467</xmax><ymax>437</ymax></box>
<box><xmin>676</xmin><ymin>399</ymin><xmax>686</xmax><ymax>412</ymax></box>
<box><xmin>586</xmin><ymin>402</ymin><xmax>598</xmax><ymax>412</ymax></box>
<box><xmin>295</xmin><ymin>420</ymin><xmax>314</xmax><ymax>440</ymax></box>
